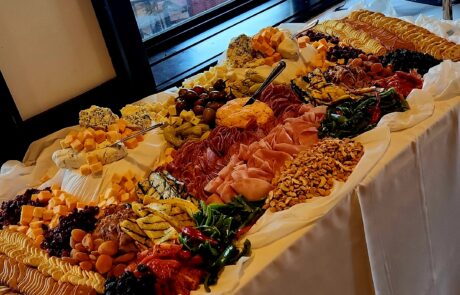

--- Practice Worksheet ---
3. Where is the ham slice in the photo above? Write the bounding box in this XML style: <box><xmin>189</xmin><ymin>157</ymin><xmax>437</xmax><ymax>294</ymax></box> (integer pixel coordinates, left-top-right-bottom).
<box><xmin>231</xmin><ymin>178</ymin><xmax>274</xmax><ymax>201</ymax></box>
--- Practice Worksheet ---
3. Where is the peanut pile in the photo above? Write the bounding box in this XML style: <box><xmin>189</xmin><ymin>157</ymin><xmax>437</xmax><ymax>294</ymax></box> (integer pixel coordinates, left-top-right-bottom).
<box><xmin>264</xmin><ymin>138</ymin><xmax>364</xmax><ymax>212</ymax></box>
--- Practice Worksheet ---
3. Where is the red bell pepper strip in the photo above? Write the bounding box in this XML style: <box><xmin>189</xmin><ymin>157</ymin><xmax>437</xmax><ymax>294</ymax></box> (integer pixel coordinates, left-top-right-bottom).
<box><xmin>181</xmin><ymin>226</ymin><xmax>218</xmax><ymax>245</ymax></box>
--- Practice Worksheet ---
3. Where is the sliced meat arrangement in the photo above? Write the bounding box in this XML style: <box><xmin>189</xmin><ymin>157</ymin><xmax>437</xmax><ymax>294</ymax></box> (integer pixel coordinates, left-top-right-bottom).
<box><xmin>205</xmin><ymin>104</ymin><xmax>326</xmax><ymax>203</ymax></box>
<box><xmin>165</xmin><ymin>85</ymin><xmax>305</xmax><ymax>200</ymax></box>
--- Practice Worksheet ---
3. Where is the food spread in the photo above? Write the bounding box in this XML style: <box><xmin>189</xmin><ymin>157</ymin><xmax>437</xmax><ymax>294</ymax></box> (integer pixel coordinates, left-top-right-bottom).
<box><xmin>0</xmin><ymin>8</ymin><xmax>458</xmax><ymax>295</ymax></box>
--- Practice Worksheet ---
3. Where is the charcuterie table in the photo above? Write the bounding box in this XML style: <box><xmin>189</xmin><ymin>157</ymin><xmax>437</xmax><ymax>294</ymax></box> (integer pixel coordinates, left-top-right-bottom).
<box><xmin>0</xmin><ymin>1</ymin><xmax>459</xmax><ymax>295</ymax></box>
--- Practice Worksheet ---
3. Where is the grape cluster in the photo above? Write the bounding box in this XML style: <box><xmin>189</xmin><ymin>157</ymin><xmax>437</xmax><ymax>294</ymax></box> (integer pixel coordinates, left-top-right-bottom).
<box><xmin>327</xmin><ymin>45</ymin><xmax>365</xmax><ymax>64</ymax></box>
<box><xmin>176</xmin><ymin>79</ymin><xmax>235</xmax><ymax>125</ymax></box>
<box><xmin>41</xmin><ymin>206</ymin><xmax>99</xmax><ymax>257</ymax></box>
<box><xmin>0</xmin><ymin>188</ymin><xmax>46</xmax><ymax>227</ymax></box>
<box><xmin>104</xmin><ymin>268</ymin><xmax>156</xmax><ymax>295</ymax></box>
<box><xmin>296</xmin><ymin>29</ymin><xmax>339</xmax><ymax>44</ymax></box>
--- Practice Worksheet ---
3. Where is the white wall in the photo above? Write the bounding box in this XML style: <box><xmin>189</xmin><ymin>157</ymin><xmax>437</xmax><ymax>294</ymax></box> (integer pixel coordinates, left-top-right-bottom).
<box><xmin>0</xmin><ymin>0</ymin><xmax>116</xmax><ymax>120</ymax></box>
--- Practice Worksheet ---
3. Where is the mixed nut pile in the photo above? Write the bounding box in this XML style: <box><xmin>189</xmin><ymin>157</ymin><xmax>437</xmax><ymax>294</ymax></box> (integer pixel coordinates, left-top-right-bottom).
<box><xmin>264</xmin><ymin>138</ymin><xmax>364</xmax><ymax>212</ymax></box>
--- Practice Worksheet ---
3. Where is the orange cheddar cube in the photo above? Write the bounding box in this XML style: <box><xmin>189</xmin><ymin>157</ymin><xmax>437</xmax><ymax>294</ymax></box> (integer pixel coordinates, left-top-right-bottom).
<box><xmin>108</xmin><ymin>123</ymin><xmax>119</xmax><ymax>133</ymax></box>
<box><xmin>252</xmin><ymin>41</ymin><xmax>262</xmax><ymax>52</ymax></box>
<box><xmin>106</xmin><ymin>131</ymin><xmax>121</xmax><ymax>143</ymax></box>
<box><xmin>68</xmin><ymin>130</ymin><xmax>78</xmax><ymax>137</ymax></box>
<box><xmin>270</xmin><ymin>31</ymin><xmax>285</xmax><ymax>47</ymax></box>
<box><xmin>65</xmin><ymin>196</ymin><xmax>77</xmax><ymax>211</ymax></box>
<box><xmin>84</xmin><ymin>138</ymin><xmax>97</xmax><ymax>152</ymax></box>
<box><xmin>88</xmin><ymin>201</ymin><xmax>97</xmax><ymax>207</ymax></box>
<box><xmin>264</xmin><ymin>56</ymin><xmax>275</xmax><ymax>66</ymax></box>
<box><xmin>82</xmin><ymin>129</ymin><xmax>94</xmax><ymax>141</ymax></box>
<box><xmin>120</xmin><ymin>193</ymin><xmax>131</xmax><ymax>203</ymax></box>
<box><xmin>123</xmin><ymin>179</ymin><xmax>135</xmax><ymax>192</ymax></box>
<box><xmin>76</xmin><ymin>202</ymin><xmax>86</xmax><ymax>210</ymax></box>
<box><xmin>48</xmin><ymin>197</ymin><xmax>63</xmax><ymax>208</ymax></box>
<box><xmin>64</xmin><ymin>134</ymin><xmax>75</xmax><ymax>146</ymax></box>
<box><xmin>53</xmin><ymin>205</ymin><xmax>68</xmax><ymax>215</ymax></box>
<box><xmin>34</xmin><ymin>234</ymin><xmax>44</xmax><ymax>247</ymax></box>
<box><xmin>112</xmin><ymin>183</ymin><xmax>122</xmax><ymax>195</ymax></box>
<box><xmin>111</xmin><ymin>173</ymin><xmax>122</xmax><ymax>184</ymax></box>
<box><xmin>37</xmin><ymin>190</ymin><xmax>52</xmax><ymax>202</ymax></box>
<box><xmin>136</xmin><ymin>134</ymin><xmax>144</xmax><ymax>142</ymax></box>
<box><xmin>20</xmin><ymin>205</ymin><xmax>35</xmax><ymax>225</ymax></box>
<box><xmin>17</xmin><ymin>225</ymin><xmax>29</xmax><ymax>234</ymax></box>
<box><xmin>117</xmin><ymin>119</ymin><xmax>128</xmax><ymax>133</ymax></box>
<box><xmin>261</xmin><ymin>29</ymin><xmax>272</xmax><ymax>42</ymax></box>
<box><xmin>86</xmin><ymin>127</ymin><xmax>96</xmax><ymax>137</ymax></box>
<box><xmin>124</xmin><ymin>138</ymin><xmax>138</xmax><ymax>149</ymax></box>
<box><xmin>90</xmin><ymin>162</ymin><xmax>103</xmax><ymax>175</ymax></box>
<box><xmin>80</xmin><ymin>164</ymin><xmax>92</xmax><ymax>176</ymax></box>
<box><xmin>77</xmin><ymin>131</ymin><xmax>85</xmax><ymax>143</ymax></box>
<box><xmin>60</xmin><ymin>139</ymin><xmax>71</xmax><ymax>149</ymax></box>
<box><xmin>49</xmin><ymin>215</ymin><xmax>61</xmax><ymax>229</ymax></box>
<box><xmin>42</xmin><ymin>210</ymin><xmax>54</xmax><ymax>221</ymax></box>
<box><xmin>272</xmin><ymin>52</ymin><xmax>282</xmax><ymax>62</ymax></box>
<box><xmin>122</xmin><ymin>170</ymin><xmax>133</xmax><ymax>182</ymax></box>
<box><xmin>70</xmin><ymin>139</ymin><xmax>84</xmax><ymax>152</ymax></box>
<box><xmin>122</xmin><ymin>128</ymin><xmax>133</xmax><ymax>137</ymax></box>
<box><xmin>94</xmin><ymin>130</ymin><xmax>106</xmax><ymax>144</ymax></box>
<box><xmin>29</xmin><ymin>220</ymin><xmax>44</xmax><ymax>229</ymax></box>
<box><xmin>86</xmin><ymin>153</ymin><xmax>98</xmax><ymax>165</ymax></box>
<box><xmin>51</xmin><ymin>184</ymin><xmax>60</xmax><ymax>191</ymax></box>
<box><xmin>32</xmin><ymin>207</ymin><xmax>45</xmax><ymax>218</ymax></box>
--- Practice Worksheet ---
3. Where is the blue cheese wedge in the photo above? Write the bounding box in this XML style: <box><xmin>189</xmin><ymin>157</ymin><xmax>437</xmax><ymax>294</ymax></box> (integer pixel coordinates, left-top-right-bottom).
<box><xmin>79</xmin><ymin>105</ymin><xmax>119</xmax><ymax>130</ymax></box>
<box><xmin>120</xmin><ymin>104</ymin><xmax>152</xmax><ymax>130</ymax></box>
<box><xmin>52</xmin><ymin>144</ymin><xmax>127</xmax><ymax>169</ymax></box>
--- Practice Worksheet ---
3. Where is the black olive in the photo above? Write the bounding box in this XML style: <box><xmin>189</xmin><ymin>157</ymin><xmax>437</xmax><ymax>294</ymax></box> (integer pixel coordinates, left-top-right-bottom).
<box><xmin>192</xmin><ymin>85</ymin><xmax>206</xmax><ymax>95</ymax></box>
<box><xmin>176</xmin><ymin>100</ymin><xmax>188</xmax><ymax>113</ymax></box>
<box><xmin>213</xmin><ymin>79</ymin><xmax>226</xmax><ymax>91</ymax></box>
<box><xmin>193</xmin><ymin>105</ymin><xmax>205</xmax><ymax>115</ymax></box>
<box><xmin>178</xmin><ymin>88</ymin><xmax>188</xmax><ymax>97</ymax></box>
<box><xmin>202</xmin><ymin>107</ymin><xmax>216</xmax><ymax>124</ymax></box>
<box><xmin>208</xmin><ymin>91</ymin><xmax>224</xmax><ymax>101</ymax></box>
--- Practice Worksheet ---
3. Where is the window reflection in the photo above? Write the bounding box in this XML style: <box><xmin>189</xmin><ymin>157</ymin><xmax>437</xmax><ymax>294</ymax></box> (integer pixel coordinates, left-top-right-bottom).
<box><xmin>131</xmin><ymin>0</ymin><xmax>232</xmax><ymax>41</ymax></box>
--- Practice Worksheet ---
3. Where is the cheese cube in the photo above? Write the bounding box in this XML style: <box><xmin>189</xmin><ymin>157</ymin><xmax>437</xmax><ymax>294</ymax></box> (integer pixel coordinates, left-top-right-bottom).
<box><xmin>122</xmin><ymin>128</ymin><xmax>133</xmax><ymax>137</ymax></box>
<box><xmin>42</xmin><ymin>210</ymin><xmax>54</xmax><ymax>221</ymax></box>
<box><xmin>82</xmin><ymin>129</ymin><xmax>94</xmax><ymax>141</ymax></box>
<box><xmin>120</xmin><ymin>193</ymin><xmax>131</xmax><ymax>203</ymax></box>
<box><xmin>136</xmin><ymin>134</ymin><xmax>144</xmax><ymax>142</ymax></box>
<box><xmin>65</xmin><ymin>196</ymin><xmax>77</xmax><ymax>211</ymax></box>
<box><xmin>8</xmin><ymin>225</ymin><xmax>19</xmax><ymax>232</ymax></box>
<box><xmin>106</xmin><ymin>197</ymin><xmax>117</xmax><ymax>205</ymax></box>
<box><xmin>272</xmin><ymin>52</ymin><xmax>282</xmax><ymax>62</ymax></box>
<box><xmin>77</xmin><ymin>131</ymin><xmax>85</xmax><ymax>143</ymax></box>
<box><xmin>90</xmin><ymin>162</ymin><xmax>103</xmax><ymax>175</ymax></box>
<box><xmin>122</xmin><ymin>170</ymin><xmax>133</xmax><ymax>182</ymax></box>
<box><xmin>64</xmin><ymin>134</ymin><xmax>75</xmax><ymax>146</ymax></box>
<box><xmin>111</xmin><ymin>173</ymin><xmax>122</xmax><ymax>184</ymax></box>
<box><xmin>58</xmin><ymin>192</ymin><xmax>68</xmax><ymax>202</ymax></box>
<box><xmin>86</xmin><ymin>153</ymin><xmax>98</xmax><ymax>165</ymax></box>
<box><xmin>168</xmin><ymin>105</ymin><xmax>177</xmax><ymax>116</ymax></box>
<box><xmin>106</xmin><ymin>131</ymin><xmax>120</xmax><ymax>143</ymax></box>
<box><xmin>88</xmin><ymin>201</ymin><xmax>97</xmax><ymax>207</ymax></box>
<box><xmin>124</xmin><ymin>138</ymin><xmax>138</xmax><ymax>149</ymax></box>
<box><xmin>76</xmin><ymin>202</ymin><xmax>86</xmax><ymax>210</ymax></box>
<box><xmin>80</xmin><ymin>164</ymin><xmax>92</xmax><ymax>176</ymax></box>
<box><xmin>108</xmin><ymin>123</ymin><xmax>119</xmax><ymax>133</ymax></box>
<box><xmin>53</xmin><ymin>205</ymin><xmax>68</xmax><ymax>215</ymax></box>
<box><xmin>70</xmin><ymin>139</ymin><xmax>84</xmax><ymax>152</ymax></box>
<box><xmin>124</xmin><ymin>180</ymin><xmax>135</xmax><ymax>192</ymax></box>
<box><xmin>190</xmin><ymin>116</ymin><xmax>201</xmax><ymax>126</ymax></box>
<box><xmin>31</xmin><ymin>194</ymin><xmax>39</xmax><ymax>202</ymax></box>
<box><xmin>270</xmin><ymin>31</ymin><xmax>285</xmax><ymax>47</ymax></box>
<box><xmin>112</xmin><ymin>183</ymin><xmax>122</xmax><ymax>195</ymax></box>
<box><xmin>104</xmin><ymin>188</ymin><xmax>116</xmax><ymax>200</ymax></box>
<box><xmin>34</xmin><ymin>234</ymin><xmax>44</xmax><ymax>247</ymax></box>
<box><xmin>20</xmin><ymin>205</ymin><xmax>35</xmax><ymax>225</ymax></box>
<box><xmin>84</xmin><ymin>138</ymin><xmax>96</xmax><ymax>152</ymax></box>
<box><xmin>29</xmin><ymin>220</ymin><xmax>44</xmax><ymax>229</ymax></box>
<box><xmin>169</xmin><ymin>116</ymin><xmax>183</xmax><ymax>126</ymax></box>
<box><xmin>60</xmin><ymin>139</ymin><xmax>70</xmax><ymax>149</ymax></box>
<box><xmin>117</xmin><ymin>119</ymin><xmax>128</xmax><ymax>133</ymax></box>
<box><xmin>264</xmin><ymin>56</ymin><xmax>275</xmax><ymax>66</ymax></box>
<box><xmin>49</xmin><ymin>215</ymin><xmax>61</xmax><ymax>229</ymax></box>
<box><xmin>48</xmin><ymin>197</ymin><xmax>63</xmax><ymax>208</ymax></box>
<box><xmin>94</xmin><ymin>130</ymin><xmax>106</xmax><ymax>144</ymax></box>
<box><xmin>51</xmin><ymin>184</ymin><xmax>60</xmax><ymax>191</ymax></box>
<box><xmin>32</xmin><ymin>207</ymin><xmax>45</xmax><ymax>218</ymax></box>
<box><xmin>37</xmin><ymin>191</ymin><xmax>52</xmax><ymax>203</ymax></box>
<box><xmin>17</xmin><ymin>225</ymin><xmax>29</xmax><ymax>234</ymax></box>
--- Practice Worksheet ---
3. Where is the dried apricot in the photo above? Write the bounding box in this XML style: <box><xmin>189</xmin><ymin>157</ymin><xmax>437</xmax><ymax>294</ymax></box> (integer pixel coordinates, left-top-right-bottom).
<box><xmin>79</xmin><ymin>260</ymin><xmax>93</xmax><ymax>271</ymax></box>
<box><xmin>71</xmin><ymin>229</ymin><xmax>86</xmax><ymax>242</ymax></box>
<box><xmin>96</xmin><ymin>254</ymin><xmax>113</xmax><ymax>274</ymax></box>
<box><xmin>98</xmin><ymin>240</ymin><xmax>118</xmax><ymax>256</ymax></box>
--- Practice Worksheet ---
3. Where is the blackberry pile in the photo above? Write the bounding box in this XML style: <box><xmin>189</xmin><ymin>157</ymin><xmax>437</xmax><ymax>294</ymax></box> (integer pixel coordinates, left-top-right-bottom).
<box><xmin>104</xmin><ymin>268</ymin><xmax>156</xmax><ymax>295</ymax></box>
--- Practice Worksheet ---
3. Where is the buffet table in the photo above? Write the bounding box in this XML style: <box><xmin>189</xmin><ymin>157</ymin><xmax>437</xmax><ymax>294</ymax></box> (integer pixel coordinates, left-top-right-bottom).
<box><xmin>0</xmin><ymin>1</ymin><xmax>460</xmax><ymax>295</ymax></box>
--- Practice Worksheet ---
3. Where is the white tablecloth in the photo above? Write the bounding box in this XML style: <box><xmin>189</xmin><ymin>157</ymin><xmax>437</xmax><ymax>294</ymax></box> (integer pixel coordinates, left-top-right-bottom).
<box><xmin>233</xmin><ymin>97</ymin><xmax>460</xmax><ymax>295</ymax></box>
